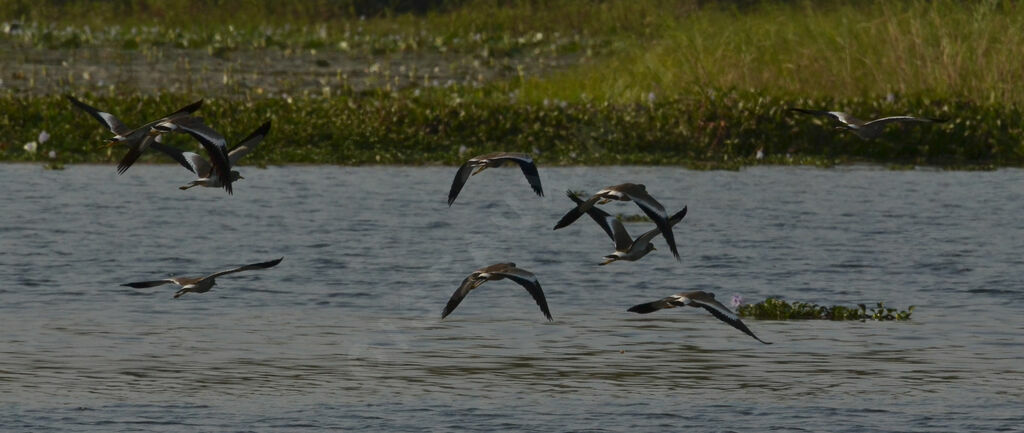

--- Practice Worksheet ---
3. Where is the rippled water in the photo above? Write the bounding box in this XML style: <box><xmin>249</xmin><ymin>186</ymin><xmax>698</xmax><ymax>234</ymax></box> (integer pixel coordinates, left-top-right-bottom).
<box><xmin>1</xmin><ymin>164</ymin><xmax>1022</xmax><ymax>431</ymax></box>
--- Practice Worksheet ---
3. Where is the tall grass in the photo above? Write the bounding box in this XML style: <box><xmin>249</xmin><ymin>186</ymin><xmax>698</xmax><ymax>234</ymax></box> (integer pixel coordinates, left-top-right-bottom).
<box><xmin>0</xmin><ymin>0</ymin><xmax>684</xmax><ymax>53</ymax></box>
<box><xmin>4</xmin><ymin>1</ymin><xmax>1024</xmax><ymax>167</ymax></box>
<box><xmin>520</xmin><ymin>0</ymin><xmax>1024</xmax><ymax>104</ymax></box>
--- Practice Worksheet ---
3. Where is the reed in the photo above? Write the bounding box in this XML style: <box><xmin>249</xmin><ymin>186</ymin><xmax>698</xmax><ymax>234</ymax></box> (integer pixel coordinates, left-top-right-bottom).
<box><xmin>520</xmin><ymin>0</ymin><xmax>1024</xmax><ymax>104</ymax></box>
<box><xmin>4</xmin><ymin>1</ymin><xmax>1022</xmax><ymax>167</ymax></box>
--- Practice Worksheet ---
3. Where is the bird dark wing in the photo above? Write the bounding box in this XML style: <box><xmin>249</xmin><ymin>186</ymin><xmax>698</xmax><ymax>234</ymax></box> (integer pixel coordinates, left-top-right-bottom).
<box><xmin>624</xmin><ymin>189</ymin><xmax>679</xmax><ymax>260</ymax></box>
<box><xmin>693</xmin><ymin>298</ymin><xmax>772</xmax><ymax>345</ymax></box>
<box><xmin>142</xmin><ymin>99</ymin><xmax>204</xmax><ymax>130</ymax></box>
<box><xmin>115</xmin><ymin>134</ymin><xmax>156</xmax><ymax>175</ymax></box>
<box><xmin>567</xmin><ymin>190</ymin><xmax>615</xmax><ymax>241</ymax></box>
<box><xmin>447</xmin><ymin>161</ymin><xmax>475</xmax><ymax>206</ymax></box>
<box><xmin>148</xmin><ymin>140</ymin><xmax>202</xmax><ymax>175</ymax></box>
<box><xmin>607</xmin><ymin>217</ymin><xmax>633</xmax><ymax>251</ymax></box>
<box><xmin>503</xmin><ymin>156</ymin><xmax>543</xmax><ymax>197</ymax></box>
<box><xmin>492</xmin><ymin>268</ymin><xmax>553</xmax><ymax>321</ymax></box>
<box><xmin>173</xmin><ymin>118</ymin><xmax>234</xmax><ymax>194</ymax></box>
<box><xmin>228</xmin><ymin>121</ymin><xmax>271</xmax><ymax>166</ymax></box>
<box><xmin>122</xmin><ymin>279</ymin><xmax>177</xmax><ymax>288</ymax></box>
<box><xmin>205</xmin><ymin>257</ymin><xmax>284</xmax><ymax>280</ymax></box>
<box><xmin>442</xmin><ymin>273</ymin><xmax>483</xmax><ymax>319</ymax></box>
<box><xmin>67</xmin><ymin>95</ymin><xmax>130</xmax><ymax>135</ymax></box>
<box><xmin>633</xmin><ymin>206</ymin><xmax>687</xmax><ymax>248</ymax></box>
<box><xmin>863</xmin><ymin>116</ymin><xmax>945</xmax><ymax>127</ymax></box>
<box><xmin>554</xmin><ymin>194</ymin><xmax>602</xmax><ymax>230</ymax></box>
<box><xmin>626</xmin><ymin>296</ymin><xmax>680</xmax><ymax>314</ymax></box>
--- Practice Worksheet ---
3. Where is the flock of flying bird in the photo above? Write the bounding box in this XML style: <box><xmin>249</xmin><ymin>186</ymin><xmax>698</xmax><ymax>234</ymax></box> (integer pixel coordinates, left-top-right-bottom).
<box><xmin>67</xmin><ymin>95</ymin><xmax>946</xmax><ymax>345</ymax></box>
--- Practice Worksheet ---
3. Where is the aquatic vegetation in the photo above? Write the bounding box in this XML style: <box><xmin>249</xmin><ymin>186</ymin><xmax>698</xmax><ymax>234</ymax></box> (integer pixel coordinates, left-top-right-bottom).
<box><xmin>737</xmin><ymin>298</ymin><xmax>915</xmax><ymax>321</ymax></box>
<box><xmin>730</xmin><ymin>295</ymin><xmax>743</xmax><ymax>309</ymax></box>
<box><xmin>2</xmin><ymin>90</ymin><xmax>1021</xmax><ymax>168</ymax></box>
<box><xmin>3</xmin><ymin>1</ymin><xmax>1024</xmax><ymax>167</ymax></box>
<box><xmin>615</xmin><ymin>214</ymin><xmax>652</xmax><ymax>223</ymax></box>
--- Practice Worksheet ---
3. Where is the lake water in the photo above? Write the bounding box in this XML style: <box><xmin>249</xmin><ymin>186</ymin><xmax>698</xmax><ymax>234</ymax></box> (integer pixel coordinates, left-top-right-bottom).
<box><xmin>1</xmin><ymin>164</ymin><xmax>1022</xmax><ymax>432</ymax></box>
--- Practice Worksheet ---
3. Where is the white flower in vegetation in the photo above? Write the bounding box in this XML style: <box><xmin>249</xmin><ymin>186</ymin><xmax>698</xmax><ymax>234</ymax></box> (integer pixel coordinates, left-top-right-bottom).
<box><xmin>23</xmin><ymin>141</ymin><xmax>37</xmax><ymax>153</ymax></box>
<box><xmin>48</xmin><ymin>150</ymin><xmax>57</xmax><ymax>159</ymax></box>
<box><xmin>38</xmin><ymin>130</ymin><xmax>50</xmax><ymax>144</ymax></box>
<box><xmin>731</xmin><ymin>295</ymin><xmax>744</xmax><ymax>308</ymax></box>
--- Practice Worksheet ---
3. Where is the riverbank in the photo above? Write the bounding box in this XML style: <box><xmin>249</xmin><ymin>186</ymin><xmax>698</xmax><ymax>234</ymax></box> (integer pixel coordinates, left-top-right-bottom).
<box><xmin>4</xmin><ymin>90</ymin><xmax>1017</xmax><ymax>168</ymax></box>
<box><xmin>2</xmin><ymin>0</ymin><xmax>1022</xmax><ymax>167</ymax></box>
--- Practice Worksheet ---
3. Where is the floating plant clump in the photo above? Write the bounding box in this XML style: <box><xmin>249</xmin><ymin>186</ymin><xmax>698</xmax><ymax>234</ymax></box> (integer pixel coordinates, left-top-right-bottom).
<box><xmin>737</xmin><ymin>298</ymin><xmax>914</xmax><ymax>321</ymax></box>
<box><xmin>615</xmin><ymin>214</ymin><xmax>652</xmax><ymax>223</ymax></box>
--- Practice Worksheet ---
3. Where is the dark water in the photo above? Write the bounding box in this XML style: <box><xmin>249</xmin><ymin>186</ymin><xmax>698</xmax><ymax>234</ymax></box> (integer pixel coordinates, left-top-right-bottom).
<box><xmin>1</xmin><ymin>164</ymin><xmax>1022</xmax><ymax>432</ymax></box>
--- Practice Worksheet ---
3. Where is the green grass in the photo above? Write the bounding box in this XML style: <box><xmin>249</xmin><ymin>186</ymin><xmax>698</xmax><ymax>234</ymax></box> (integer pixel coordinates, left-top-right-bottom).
<box><xmin>0</xmin><ymin>0</ymin><xmax>677</xmax><ymax>56</ymax></box>
<box><xmin>5</xmin><ymin>89</ymin><xmax>1020</xmax><ymax>167</ymax></box>
<box><xmin>3</xmin><ymin>1</ymin><xmax>1024</xmax><ymax>166</ymax></box>
<box><xmin>519</xmin><ymin>1</ymin><xmax>1024</xmax><ymax>104</ymax></box>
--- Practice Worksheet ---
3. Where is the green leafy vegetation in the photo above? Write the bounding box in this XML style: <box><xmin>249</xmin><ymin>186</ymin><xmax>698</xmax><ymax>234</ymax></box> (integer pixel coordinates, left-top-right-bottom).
<box><xmin>738</xmin><ymin>299</ymin><xmax>915</xmax><ymax>321</ymax></box>
<box><xmin>3</xmin><ymin>0</ymin><xmax>1022</xmax><ymax>167</ymax></box>
<box><xmin>3</xmin><ymin>90</ymin><xmax>1018</xmax><ymax>167</ymax></box>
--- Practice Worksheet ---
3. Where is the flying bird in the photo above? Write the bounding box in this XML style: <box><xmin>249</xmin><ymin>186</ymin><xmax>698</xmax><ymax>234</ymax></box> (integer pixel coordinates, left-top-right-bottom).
<box><xmin>150</xmin><ymin>120</ymin><xmax>271</xmax><ymax>191</ymax></box>
<box><xmin>448</xmin><ymin>152</ymin><xmax>543</xmax><ymax>206</ymax></box>
<box><xmin>122</xmin><ymin>257</ymin><xmax>283</xmax><ymax>299</ymax></box>
<box><xmin>565</xmin><ymin>191</ymin><xmax>688</xmax><ymax>265</ymax></box>
<box><xmin>152</xmin><ymin>116</ymin><xmax>236</xmax><ymax>194</ymax></box>
<box><xmin>66</xmin><ymin>95</ymin><xmax>203</xmax><ymax>174</ymax></box>
<box><xmin>554</xmin><ymin>183</ymin><xmax>680</xmax><ymax>260</ymax></box>
<box><xmin>789</xmin><ymin>108</ymin><xmax>946</xmax><ymax>140</ymax></box>
<box><xmin>628</xmin><ymin>290</ymin><xmax>772</xmax><ymax>344</ymax></box>
<box><xmin>442</xmin><ymin>262</ymin><xmax>552</xmax><ymax>321</ymax></box>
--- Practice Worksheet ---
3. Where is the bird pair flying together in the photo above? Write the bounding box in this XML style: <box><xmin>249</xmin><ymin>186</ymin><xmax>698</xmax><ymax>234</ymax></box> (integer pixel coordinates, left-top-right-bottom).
<box><xmin>68</xmin><ymin>96</ymin><xmax>271</xmax><ymax>194</ymax></box>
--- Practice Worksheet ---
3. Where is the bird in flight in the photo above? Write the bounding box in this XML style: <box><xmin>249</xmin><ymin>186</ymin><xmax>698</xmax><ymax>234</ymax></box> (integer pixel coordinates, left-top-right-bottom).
<box><xmin>565</xmin><ymin>190</ymin><xmax>687</xmax><ymax>265</ymax></box>
<box><xmin>448</xmin><ymin>152</ymin><xmax>543</xmax><ymax>206</ymax></box>
<box><xmin>66</xmin><ymin>95</ymin><xmax>203</xmax><ymax>174</ymax></box>
<box><xmin>628</xmin><ymin>290</ymin><xmax>772</xmax><ymax>344</ymax></box>
<box><xmin>789</xmin><ymin>108</ymin><xmax>946</xmax><ymax>140</ymax></box>
<box><xmin>442</xmin><ymin>262</ymin><xmax>552</xmax><ymax>321</ymax></box>
<box><xmin>122</xmin><ymin>257</ymin><xmax>283</xmax><ymax>299</ymax></box>
<box><xmin>554</xmin><ymin>183</ymin><xmax>680</xmax><ymax>260</ymax></box>
<box><xmin>150</xmin><ymin>120</ymin><xmax>271</xmax><ymax>191</ymax></box>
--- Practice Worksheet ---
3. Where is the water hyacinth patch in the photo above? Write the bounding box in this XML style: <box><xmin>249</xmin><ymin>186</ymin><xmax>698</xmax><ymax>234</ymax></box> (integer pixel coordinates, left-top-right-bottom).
<box><xmin>731</xmin><ymin>295</ymin><xmax>743</xmax><ymax>309</ymax></box>
<box><xmin>2</xmin><ymin>90</ymin><xmax>1020</xmax><ymax>168</ymax></box>
<box><xmin>737</xmin><ymin>299</ymin><xmax>914</xmax><ymax>321</ymax></box>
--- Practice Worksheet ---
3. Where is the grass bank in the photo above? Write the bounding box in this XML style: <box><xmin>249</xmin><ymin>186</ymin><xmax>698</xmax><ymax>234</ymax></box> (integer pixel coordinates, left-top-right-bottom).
<box><xmin>4</xmin><ymin>90</ymin><xmax>1020</xmax><ymax>168</ymax></box>
<box><xmin>2</xmin><ymin>0</ymin><xmax>1023</xmax><ymax>167</ymax></box>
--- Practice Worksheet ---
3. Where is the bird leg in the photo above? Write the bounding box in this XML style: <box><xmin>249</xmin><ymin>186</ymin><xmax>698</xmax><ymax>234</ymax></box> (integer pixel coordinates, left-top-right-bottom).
<box><xmin>471</xmin><ymin>165</ymin><xmax>488</xmax><ymax>176</ymax></box>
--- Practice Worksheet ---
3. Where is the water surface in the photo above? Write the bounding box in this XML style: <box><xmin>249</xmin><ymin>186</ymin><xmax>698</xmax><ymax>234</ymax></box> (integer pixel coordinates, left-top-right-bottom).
<box><xmin>1</xmin><ymin>165</ymin><xmax>1022</xmax><ymax>431</ymax></box>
